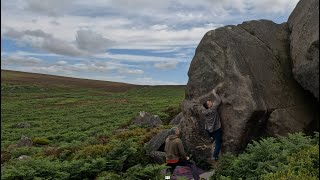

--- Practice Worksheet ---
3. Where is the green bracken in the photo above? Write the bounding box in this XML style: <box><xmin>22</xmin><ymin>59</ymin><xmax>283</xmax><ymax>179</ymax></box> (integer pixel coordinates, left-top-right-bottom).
<box><xmin>1</xmin><ymin>71</ymin><xmax>184</xmax><ymax>179</ymax></box>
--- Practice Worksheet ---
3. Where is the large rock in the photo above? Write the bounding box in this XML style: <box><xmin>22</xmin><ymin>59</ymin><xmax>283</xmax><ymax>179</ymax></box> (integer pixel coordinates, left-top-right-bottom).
<box><xmin>144</xmin><ymin>129</ymin><xmax>171</xmax><ymax>154</ymax></box>
<box><xmin>169</xmin><ymin>112</ymin><xmax>184</xmax><ymax>125</ymax></box>
<box><xmin>181</xmin><ymin>19</ymin><xmax>317</xmax><ymax>158</ymax></box>
<box><xmin>131</xmin><ymin>111</ymin><xmax>162</xmax><ymax>128</ymax></box>
<box><xmin>144</xmin><ymin>129</ymin><xmax>171</xmax><ymax>164</ymax></box>
<box><xmin>288</xmin><ymin>0</ymin><xmax>319</xmax><ymax>100</ymax></box>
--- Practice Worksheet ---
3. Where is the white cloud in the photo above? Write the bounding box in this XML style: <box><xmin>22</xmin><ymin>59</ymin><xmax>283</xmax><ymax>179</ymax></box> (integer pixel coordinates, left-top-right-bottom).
<box><xmin>75</xmin><ymin>29</ymin><xmax>114</xmax><ymax>53</ymax></box>
<box><xmin>94</xmin><ymin>53</ymin><xmax>184</xmax><ymax>63</ymax></box>
<box><xmin>24</xmin><ymin>0</ymin><xmax>73</xmax><ymax>16</ymax></box>
<box><xmin>118</xmin><ymin>68</ymin><xmax>144</xmax><ymax>75</ymax></box>
<box><xmin>130</xmin><ymin>77</ymin><xmax>180</xmax><ymax>85</ymax></box>
<box><xmin>154</xmin><ymin>61</ymin><xmax>179</xmax><ymax>70</ymax></box>
<box><xmin>56</xmin><ymin>60</ymin><xmax>68</xmax><ymax>65</ymax></box>
<box><xmin>1</xmin><ymin>55</ymin><xmax>43</xmax><ymax>66</ymax></box>
<box><xmin>3</xmin><ymin>28</ymin><xmax>86</xmax><ymax>57</ymax></box>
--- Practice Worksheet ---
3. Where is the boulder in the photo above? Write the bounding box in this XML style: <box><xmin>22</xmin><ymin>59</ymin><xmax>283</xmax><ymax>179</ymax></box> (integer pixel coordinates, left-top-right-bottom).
<box><xmin>144</xmin><ymin>129</ymin><xmax>173</xmax><ymax>164</ymax></box>
<box><xmin>144</xmin><ymin>129</ymin><xmax>171</xmax><ymax>154</ymax></box>
<box><xmin>12</xmin><ymin>122</ymin><xmax>31</xmax><ymax>128</ymax></box>
<box><xmin>17</xmin><ymin>135</ymin><xmax>33</xmax><ymax>147</ymax></box>
<box><xmin>181</xmin><ymin>19</ymin><xmax>317</xmax><ymax>158</ymax></box>
<box><xmin>132</xmin><ymin>111</ymin><xmax>162</xmax><ymax>128</ymax></box>
<box><xmin>288</xmin><ymin>0</ymin><xmax>319</xmax><ymax>100</ymax></box>
<box><xmin>17</xmin><ymin>155</ymin><xmax>31</xmax><ymax>161</ymax></box>
<box><xmin>169</xmin><ymin>112</ymin><xmax>184</xmax><ymax>125</ymax></box>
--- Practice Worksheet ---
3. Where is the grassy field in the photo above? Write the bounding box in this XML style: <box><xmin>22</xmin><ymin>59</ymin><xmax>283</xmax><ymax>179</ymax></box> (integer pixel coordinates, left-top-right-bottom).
<box><xmin>1</xmin><ymin>70</ymin><xmax>185</xmax><ymax>179</ymax></box>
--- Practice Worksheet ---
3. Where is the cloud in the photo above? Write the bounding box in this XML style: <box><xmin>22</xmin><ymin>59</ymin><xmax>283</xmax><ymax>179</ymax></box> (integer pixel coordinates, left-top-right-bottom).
<box><xmin>56</xmin><ymin>60</ymin><xmax>68</xmax><ymax>65</ymax></box>
<box><xmin>50</xmin><ymin>20</ymin><xmax>60</xmax><ymax>26</ymax></box>
<box><xmin>154</xmin><ymin>61</ymin><xmax>179</xmax><ymax>70</ymax></box>
<box><xmin>118</xmin><ymin>68</ymin><xmax>144</xmax><ymax>75</ymax></box>
<box><xmin>4</xmin><ymin>28</ymin><xmax>85</xmax><ymax>57</ymax></box>
<box><xmin>4</xmin><ymin>28</ymin><xmax>51</xmax><ymax>39</ymax></box>
<box><xmin>1</xmin><ymin>55</ymin><xmax>43</xmax><ymax>66</ymax></box>
<box><xmin>130</xmin><ymin>77</ymin><xmax>180</xmax><ymax>85</ymax></box>
<box><xmin>94</xmin><ymin>53</ymin><xmax>184</xmax><ymax>63</ymax></box>
<box><xmin>24</xmin><ymin>0</ymin><xmax>73</xmax><ymax>16</ymax></box>
<box><xmin>1</xmin><ymin>0</ymin><xmax>300</xmax><ymax>85</ymax></box>
<box><xmin>75</xmin><ymin>29</ymin><xmax>114</xmax><ymax>53</ymax></box>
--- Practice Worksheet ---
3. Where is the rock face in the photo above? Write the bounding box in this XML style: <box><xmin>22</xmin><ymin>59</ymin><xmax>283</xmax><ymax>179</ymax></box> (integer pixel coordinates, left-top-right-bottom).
<box><xmin>180</xmin><ymin>18</ymin><xmax>318</xmax><ymax>158</ymax></box>
<box><xmin>169</xmin><ymin>112</ymin><xmax>184</xmax><ymax>125</ymax></box>
<box><xmin>131</xmin><ymin>111</ymin><xmax>162</xmax><ymax>128</ymax></box>
<box><xmin>144</xmin><ymin>129</ymin><xmax>171</xmax><ymax>153</ymax></box>
<box><xmin>288</xmin><ymin>0</ymin><xmax>319</xmax><ymax>100</ymax></box>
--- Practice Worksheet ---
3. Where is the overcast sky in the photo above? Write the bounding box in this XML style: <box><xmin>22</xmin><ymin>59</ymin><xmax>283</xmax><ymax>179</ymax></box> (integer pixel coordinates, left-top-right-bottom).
<box><xmin>1</xmin><ymin>0</ymin><xmax>299</xmax><ymax>85</ymax></box>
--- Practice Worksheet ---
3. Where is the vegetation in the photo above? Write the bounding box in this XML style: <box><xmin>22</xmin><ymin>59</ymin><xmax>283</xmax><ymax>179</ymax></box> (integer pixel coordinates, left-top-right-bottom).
<box><xmin>1</xmin><ymin>70</ymin><xmax>185</xmax><ymax>179</ymax></box>
<box><xmin>2</xmin><ymin>70</ymin><xmax>318</xmax><ymax>179</ymax></box>
<box><xmin>213</xmin><ymin>132</ymin><xmax>319</xmax><ymax>180</ymax></box>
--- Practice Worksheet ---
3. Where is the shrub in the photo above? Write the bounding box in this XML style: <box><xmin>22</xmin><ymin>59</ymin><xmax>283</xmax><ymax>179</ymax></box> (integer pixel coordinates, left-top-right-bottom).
<box><xmin>213</xmin><ymin>132</ymin><xmax>319</xmax><ymax>179</ymax></box>
<box><xmin>123</xmin><ymin>147</ymin><xmax>152</xmax><ymax>171</ymax></box>
<box><xmin>96</xmin><ymin>171</ymin><xmax>121</xmax><ymax>180</ymax></box>
<box><xmin>63</xmin><ymin>158</ymin><xmax>109</xmax><ymax>180</ymax></box>
<box><xmin>74</xmin><ymin>144</ymin><xmax>112</xmax><ymax>159</ymax></box>
<box><xmin>160</xmin><ymin>106</ymin><xmax>181</xmax><ymax>125</ymax></box>
<box><xmin>123</xmin><ymin>164</ymin><xmax>166</xmax><ymax>180</ymax></box>
<box><xmin>1</xmin><ymin>158</ymin><xmax>69</xmax><ymax>180</ymax></box>
<box><xmin>262</xmin><ymin>145</ymin><xmax>319</xmax><ymax>180</ymax></box>
<box><xmin>32</xmin><ymin>137</ymin><xmax>50</xmax><ymax>145</ymax></box>
<box><xmin>11</xmin><ymin>147</ymin><xmax>42</xmax><ymax>158</ymax></box>
<box><xmin>113</xmin><ymin>128</ymin><xmax>147</xmax><ymax>141</ymax></box>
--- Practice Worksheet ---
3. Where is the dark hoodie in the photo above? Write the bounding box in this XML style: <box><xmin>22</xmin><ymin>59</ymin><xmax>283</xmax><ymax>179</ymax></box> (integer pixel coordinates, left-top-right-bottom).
<box><xmin>164</xmin><ymin>135</ymin><xmax>187</xmax><ymax>163</ymax></box>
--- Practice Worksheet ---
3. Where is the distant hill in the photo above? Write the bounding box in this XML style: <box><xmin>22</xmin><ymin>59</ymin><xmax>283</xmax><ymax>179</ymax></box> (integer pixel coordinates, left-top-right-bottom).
<box><xmin>1</xmin><ymin>69</ymin><xmax>184</xmax><ymax>92</ymax></box>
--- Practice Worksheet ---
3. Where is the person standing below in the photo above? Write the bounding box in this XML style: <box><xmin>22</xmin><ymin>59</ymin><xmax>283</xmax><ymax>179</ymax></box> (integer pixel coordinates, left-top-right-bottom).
<box><xmin>165</xmin><ymin>127</ymin><xmax>200</xmax><ymax>180</ymax></box>
<box><xmin>202</xmin><ymin>89</ymin><xmax>222</xmax><ymax>161</ymax></box>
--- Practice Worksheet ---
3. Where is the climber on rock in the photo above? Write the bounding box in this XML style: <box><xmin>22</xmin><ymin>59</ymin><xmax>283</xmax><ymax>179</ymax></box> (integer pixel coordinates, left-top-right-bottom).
<box><xmin>202</xmin><ymin>88</ymin><xmax>222</xmax><ymax>161</ymax></box>
<box><xmin>165</xmin><ymin>127</ymin><xmax>200</xmax><ymax>180</ymax></box>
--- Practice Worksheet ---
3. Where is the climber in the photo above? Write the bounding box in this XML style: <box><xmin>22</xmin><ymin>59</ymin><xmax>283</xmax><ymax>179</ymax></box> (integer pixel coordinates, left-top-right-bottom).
<box><xmin>202</xmin><ymin>89</ymin><xmax>222</xmax><ymax>161</ymax></box>
<box><xmin>165</xmin><ymin>127</ymin><xmax>200</xmax><ymax>180</ymax></box>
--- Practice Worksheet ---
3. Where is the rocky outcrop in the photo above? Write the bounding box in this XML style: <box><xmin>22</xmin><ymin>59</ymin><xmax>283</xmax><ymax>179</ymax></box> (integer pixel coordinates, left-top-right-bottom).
<box><xmin>169</xmin><ymin>112</ymin><xmax>184</xmax><ymax>125</ymax></box>
<box><xmin>180</xmin><ymin>15</ymin><xmax>318</xmax><ymax>158</ymax></box>
<box><xmin>288</xmin><ymin>0</ymin><xmax>319</xmax><ymax>100</ymax></box>
<box><xmin>131</xmin><ymin>111</ymin><xmax>162</xmax><ymax>128</ymax></box>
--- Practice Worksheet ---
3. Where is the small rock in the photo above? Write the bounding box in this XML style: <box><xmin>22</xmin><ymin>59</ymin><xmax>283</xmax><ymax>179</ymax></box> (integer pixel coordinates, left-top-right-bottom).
<box><xmin>132</xmin><ymin>111</ymin><xmax>162</xmax><ymax>128</ymax></box>
<box><xmin>200</xmin><ymin>170</ymin><xmax>215</xmax><ymax>180</ymax></box>
<box><xmin>12</xmin><ymin>122</ymin><xmax>31</xmax><ymax>128</ymax></box>
<box><xmin>17</xmin><ymin>155</ymin><xmax>31</xmax><ymax>161</ymax></box>
<box><xmin>17</xmin><ymin>135</ymin><xmax>33</xmax><ymax>147</ymax></box>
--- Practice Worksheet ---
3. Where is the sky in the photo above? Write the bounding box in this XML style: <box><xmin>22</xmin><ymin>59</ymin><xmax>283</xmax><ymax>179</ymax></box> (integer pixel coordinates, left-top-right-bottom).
<box><xmin>1</xmin><ymin>0</ymin><xmax>299</xmax><ymax>85</ymax></box>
